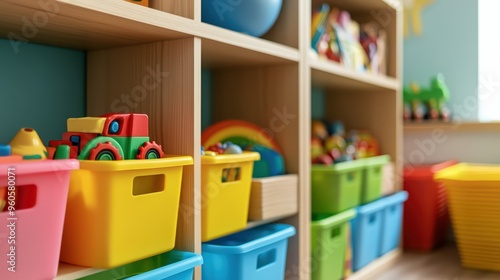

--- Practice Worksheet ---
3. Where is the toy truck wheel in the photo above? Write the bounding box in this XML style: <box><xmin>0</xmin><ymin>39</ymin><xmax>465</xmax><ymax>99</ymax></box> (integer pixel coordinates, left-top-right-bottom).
<box><xmin>137</xmin><ymin>141</ymin><xmax>164</xmax><ymax>159</ymax></box>
<box><xmin>89</xmin><ymin>142</ymin><xmax>123</xmax><ymax>160</ymax></box>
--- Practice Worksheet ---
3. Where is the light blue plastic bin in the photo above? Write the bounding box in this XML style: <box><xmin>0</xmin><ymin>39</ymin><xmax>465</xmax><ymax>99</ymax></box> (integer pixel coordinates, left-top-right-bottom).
<box><xmin>380</xmin><ymin>191</ymin><xmax>409</xmax><ymax>256</ymax></box>
<box><xmin>77</xmin><ymin>250</ymin><xmax>203</xmax><ymax>280</ymax></box>
<box><xmin>351</xmin><ymin>198</ymin><xmax>385</xmax><ymax>272</ymax></box>
<box><xmin>202</xmin><ymin>223</ymin><xmax>296</xmax><ymax>280</ymax></box>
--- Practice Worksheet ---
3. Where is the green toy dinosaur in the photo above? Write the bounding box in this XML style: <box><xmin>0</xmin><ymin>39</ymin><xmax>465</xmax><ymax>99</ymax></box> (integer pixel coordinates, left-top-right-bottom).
<box><xmin>403</xmin><ymin>73</ymin><xmax>450</xmax><ymax>120</ymax></box>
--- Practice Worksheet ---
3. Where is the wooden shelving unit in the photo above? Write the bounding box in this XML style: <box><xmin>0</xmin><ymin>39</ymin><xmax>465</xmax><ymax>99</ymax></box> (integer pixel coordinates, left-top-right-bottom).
<box><xmin>0</xmin><ymin>0</ymin><xmax>402</xmax><ymax>279</ymax></box>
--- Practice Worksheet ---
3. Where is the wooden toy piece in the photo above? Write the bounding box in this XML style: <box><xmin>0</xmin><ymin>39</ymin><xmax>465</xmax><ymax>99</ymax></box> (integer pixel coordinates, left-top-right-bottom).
<box><xmin>49</xmin><ymin>113</ymin><xmax>164</xmax><ymax>160</ymax></box>
<box><xmin>10</xmin><ymin>128</ymin><xmax>48</xmax><ymax>159</ymax></box>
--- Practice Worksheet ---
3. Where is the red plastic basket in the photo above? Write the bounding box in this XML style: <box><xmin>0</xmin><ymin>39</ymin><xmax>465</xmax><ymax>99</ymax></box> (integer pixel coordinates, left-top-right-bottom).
<box><xmin>402</xmin><ymin>160</ymin><xmax>457</xmax><ymax>251</ymax></box>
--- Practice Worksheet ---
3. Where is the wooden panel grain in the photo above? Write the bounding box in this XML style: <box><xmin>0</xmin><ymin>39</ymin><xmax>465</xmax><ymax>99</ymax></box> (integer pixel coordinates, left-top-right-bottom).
<box><xmin>211</xmin><ymin>64</ymin><xmax>300</xmax><ymax>173</ymax></box>
<box><xmin>86</xmin><ymin>38</ymin><xmax>201</xmax><ymax>253</ymax></box>
<box><xmin>210</xmin><ymin>63</ymin><xmax>304</xmax><ymax>279</ymax></box>
<box><xmin>324</xmin><ymin>89</ymin><xmax>401</xmax><ymax>189</ymax></box>
<box><xmin>262</xmin><ymin>0</ymin><xmax>299</xmax><ymax>48</ymax></box>
<box><xmin>149</xmin><ymin>0</ymin><xmax>195</xmax><ymax>20</ymax></box>
<box><xmin>296</xmin><ymin>0</ymin><xmax>311</xmax><ymax>277</ymax></box>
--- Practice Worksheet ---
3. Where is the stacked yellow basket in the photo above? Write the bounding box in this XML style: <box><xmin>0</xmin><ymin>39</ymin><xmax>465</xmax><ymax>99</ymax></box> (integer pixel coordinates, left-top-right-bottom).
<box><xmin>435</xmin><ymin>163</ymin><xmax>500</xmax><ymax>272</ymax></box>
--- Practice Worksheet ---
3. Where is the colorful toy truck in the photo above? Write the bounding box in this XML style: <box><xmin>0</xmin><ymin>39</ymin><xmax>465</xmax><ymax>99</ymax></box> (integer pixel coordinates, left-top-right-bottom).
<box><xmin>49</xmin><ymin>113</ymin><xmax>164</xmax><ymax>160</ymax></box>
<box><xmin>403</xmin><ymin>74</ymin><xmax>450</xmax><ymax>121</ymax></box>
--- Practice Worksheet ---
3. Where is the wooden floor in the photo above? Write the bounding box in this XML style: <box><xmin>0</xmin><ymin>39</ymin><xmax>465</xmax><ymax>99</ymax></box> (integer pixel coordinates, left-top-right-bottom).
<box><xmin>371</xmin><ymin>244</ymin><xmax>500</xmax><ymax>280</ymax></box>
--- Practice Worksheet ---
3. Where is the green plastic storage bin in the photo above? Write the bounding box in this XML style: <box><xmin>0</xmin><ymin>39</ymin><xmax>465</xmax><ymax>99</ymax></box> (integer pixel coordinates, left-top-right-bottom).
<box><xmin>361</xmin><ymin>155</ymin><xmax>391</xmax><ymax>204</ymax></box>
<box><xmin>311</xmin><ymin>209</ymin><xmax>356</xmax><ymax>280</ymax></box>
<box><xmin>311</xmin><ymin>160</ymin><xmax>364</xmax><ymax>214</ymax></box>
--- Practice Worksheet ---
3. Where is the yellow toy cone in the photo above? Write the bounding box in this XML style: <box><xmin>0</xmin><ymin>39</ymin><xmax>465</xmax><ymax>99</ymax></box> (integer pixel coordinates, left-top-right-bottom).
<box><xmin>10</xmin><ymin>128</ymin><xmax>48</xmax><ymax>159</ymax></box>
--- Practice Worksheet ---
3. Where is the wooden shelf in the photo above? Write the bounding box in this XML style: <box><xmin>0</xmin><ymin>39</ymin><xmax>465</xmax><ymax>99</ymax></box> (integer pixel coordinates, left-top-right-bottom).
<box><xmin>310</xmin><ymin>56</ymin><xmax>400</xmax><ymax>91</ymax></box>
<box><xmin>404</xmin><ymin>121</ymin><xmax>500</xmax><ymax>132</ymax></box>
<box><xmin>312</xmin><ymin>0</ymin><xmax>400</xmax><ymax>14</ymax></box>
<box><xmin>200</xmin><ymin>26</ymin><xmax>299</xmax><ymax>68</ymax></box>
<box><xmin>0</xmin><ymin>0</ymin><xmax>198</xmax><ymax>50</ymax></box>
<box><xmin>0</xmin><ymin>0</ymin><xmax>298</xmax><ymax>66</ymax></box>
<box><xmin>55</xmin><ymin>263</ymin><xmax>102</xmax><ymax>280</ymax></box>
<box><xmin>1</xmin><ymin>0</ymin><xmax>402</xmax><ymax>279</ymax></box>
<box><xmin>246</xmin><ymin>214</ymin><xmax>298</xmax><ymax>230</ymax></box>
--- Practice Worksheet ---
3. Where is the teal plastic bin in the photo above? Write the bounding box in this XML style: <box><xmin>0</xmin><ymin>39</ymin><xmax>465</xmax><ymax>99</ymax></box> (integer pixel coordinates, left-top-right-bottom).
<box><xmin>351</xmin><ymin>198</ymin><xmax>385</xmax><ymax>271</ymax></box>
<box><xmin>311</xmin><ymin>160</ymin><xmax>364</xmax><ymax>214</ymax></box>
<box><xmin>311</xmin><ymin>209</ymin><xmax>356</xmax><ymax>280</ymax></box>
<box><xmin>202</xmin><ymin>223</ymin><xmax>295</xmax><ymax>280</ymax></box>
<box><xmin>380</xmin><ymin>191</ymin><xmax>408</xmax><ymax>256</ymax></box>
<box><xmin>361</xmin><ymin>155</ymin><xmax>391</xmax><ymax>204</ymax></box>
<box><xmin>77</xmin><ymin>250</ymin><xmax>203</xmax><ymax>280</ymax></box>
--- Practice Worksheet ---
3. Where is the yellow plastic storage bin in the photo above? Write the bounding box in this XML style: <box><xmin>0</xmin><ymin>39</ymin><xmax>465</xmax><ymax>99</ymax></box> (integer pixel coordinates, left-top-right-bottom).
<box><xmin>201</xmin><ymin>152</ymin><xmax>260</xmax><ymax>242</ymax></box>
<box><xmin>60</xmin><ymin>156</ymin><xmax>193</xmax><ymax>268</ymax></box>
<box><xmin>435</xmin><ymin>163</ymin><xmax>500</xmax><ymax>272</ymax></box>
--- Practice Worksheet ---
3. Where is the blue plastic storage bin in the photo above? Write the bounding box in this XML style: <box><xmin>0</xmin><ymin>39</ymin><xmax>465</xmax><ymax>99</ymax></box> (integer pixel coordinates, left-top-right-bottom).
<box><xmin>77</xmin><ymin>250</ymin><xmax>203</xmax><ymax>280</ymax></box>
<box><xmin>202</xmin><ymin>223</ymin><xmax>296</xmax><ymax>280</ymax></box>
<box><xmin>380</xmin><ymin>191</ymin><xmax>408</xmax><ymax>256</ymax></box>
<box><xmin>351</xmin><ymin>198</ymin><xmax>385</xmax><ymax>272</ymax></box>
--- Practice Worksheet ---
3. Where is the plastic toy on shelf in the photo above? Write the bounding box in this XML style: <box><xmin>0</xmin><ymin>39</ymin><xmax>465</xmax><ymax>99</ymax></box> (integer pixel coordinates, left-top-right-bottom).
<box><xmin>124</xmin><ymin>0</ymin><xmax>148</xmax><ymax>7</ymax></box>
<box><xmin>201</xmin><ymin>0</ymin><xmax>283</xmax><ymax>37</ymax></box>
<box><xmin>202</xmin><ymin>120</ymin><xmax>285</xmax><ymax>177</ymax></box>
<box><xmin>310</xmin><ymin>120</ymin><xmax>380</xmax><ymax>165</ymax></box>
<box><xmin>49</xmin><ymin>113</ymin><xmax>164</xmax><ymax>160</ymax></box>
<box><xmin>9</xmin><ymin>128</ymin><xmax>49</xmax><ymax>159</ymax></box>
<box><xmin>403</xmin><ymin>74</ymin><xmax>451</xmax><ymax>121</ymax></box>
<box><xmin>311</xmin><ymin>3</ymin><xmax>387</xmax><ymax>75</ymax></box>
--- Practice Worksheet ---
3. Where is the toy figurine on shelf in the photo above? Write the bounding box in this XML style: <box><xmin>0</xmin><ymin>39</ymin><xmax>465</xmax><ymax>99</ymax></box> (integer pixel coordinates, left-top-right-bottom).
<box><xmin>333</xmin><ymin>11</ymin><xmax>369</xmax><ymax>72</ymax></box>
<box><xmin>403</xmin><ymin>74</ymin><xmax>451</xmax><ymax>121</ymax></box>
<box><xmin>360</xmin><ymin>23</ymin><xmax>380</xmax><ymax>75</ymax></box>
<box><xmin>49</xmin><ymin>113</ymin><xmax>164</xmax><ymax>160</ymax></box>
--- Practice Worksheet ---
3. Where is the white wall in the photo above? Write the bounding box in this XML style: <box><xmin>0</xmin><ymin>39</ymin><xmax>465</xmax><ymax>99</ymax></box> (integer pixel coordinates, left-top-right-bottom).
<box><xmin>404</xmin><ymin>129</ymin><xmax>500</xmax><ymax>166</ymax></box>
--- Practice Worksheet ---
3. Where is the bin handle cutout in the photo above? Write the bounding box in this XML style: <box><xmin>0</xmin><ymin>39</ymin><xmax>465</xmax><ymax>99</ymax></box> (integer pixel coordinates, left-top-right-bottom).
<box><xmin>331</xmin><ymin>227</ymin><xmax>341</xmax><ymax>239</ymax></box>
<box><xmin>369</xmin><ymin>213</ymin><xmax>377</xmax><ymax>224</ymax></box>
<box><xmin>1</xmin><ymin>184</ymin><xmax>37</xmax><ymax>212</ymax></box>
<box><xmin>133</xmin><ymin>174</ymin><xmax>165</xmax><ymax>196</ymax></box>
<box><xmin>390</xmin><ymin>205</ymin><xmax>397</xmax><ymax>212</ymax></box>
<box><xmin>221</xmin><ymin>167</ymin><xmax>241</xmax><ymax>183</ymax></box>
<box><xmin>347</xmin><ymin>172</ymin><xmax>354</xmax><ymax>181</ymax></box>
<box><xmin>256</xmin><ymin>248</ymin><xmax>276</xmax><ymax>270</ymax></box>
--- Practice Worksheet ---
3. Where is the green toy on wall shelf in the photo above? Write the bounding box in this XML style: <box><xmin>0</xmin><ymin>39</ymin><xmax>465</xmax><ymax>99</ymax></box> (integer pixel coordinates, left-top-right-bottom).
<box><xmin>403</xmin><ymin>73</ymin><xmax>451</xmax><ymax>121</ymax></box>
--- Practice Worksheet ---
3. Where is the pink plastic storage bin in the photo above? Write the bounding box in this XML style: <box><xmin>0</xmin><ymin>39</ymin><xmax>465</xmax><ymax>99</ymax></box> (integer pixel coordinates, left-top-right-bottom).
<box><xmin>0</xmin><ymin>159</ymin><xmax>79</xmax><ymax>280</ymax></box>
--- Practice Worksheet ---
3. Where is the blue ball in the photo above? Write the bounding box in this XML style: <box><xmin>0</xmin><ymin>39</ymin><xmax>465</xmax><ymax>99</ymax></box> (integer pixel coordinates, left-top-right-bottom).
<box><xmin>224</xmin><ymin>144</ymin><xmax>243</xmax><ymax>154</ymax></box>
<box><xmin>202</xmin><ymin>0</ymin><xmax>283</xmax><ymax>37</ymax></box>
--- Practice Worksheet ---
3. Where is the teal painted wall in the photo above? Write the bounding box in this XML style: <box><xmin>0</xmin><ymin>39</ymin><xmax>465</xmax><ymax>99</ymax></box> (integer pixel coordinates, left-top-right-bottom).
<box><xmin>0</xmin><ymin>40</ymin><xmax>86</xmax><ymax>144</ymax></box>
<box><xmin>403</xmin><ymin>0</ymin><xmax>479</xmax><ymax>121</ymax></box>
<box><xmin>311</xmin><ymin>87</ymin><xmax>325</xmax><ymax>120</ymax></box>
<box><xmin>201</xmin><ymin>69</ymin><xmax>213</xmax><ymax>131</ymax></box>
